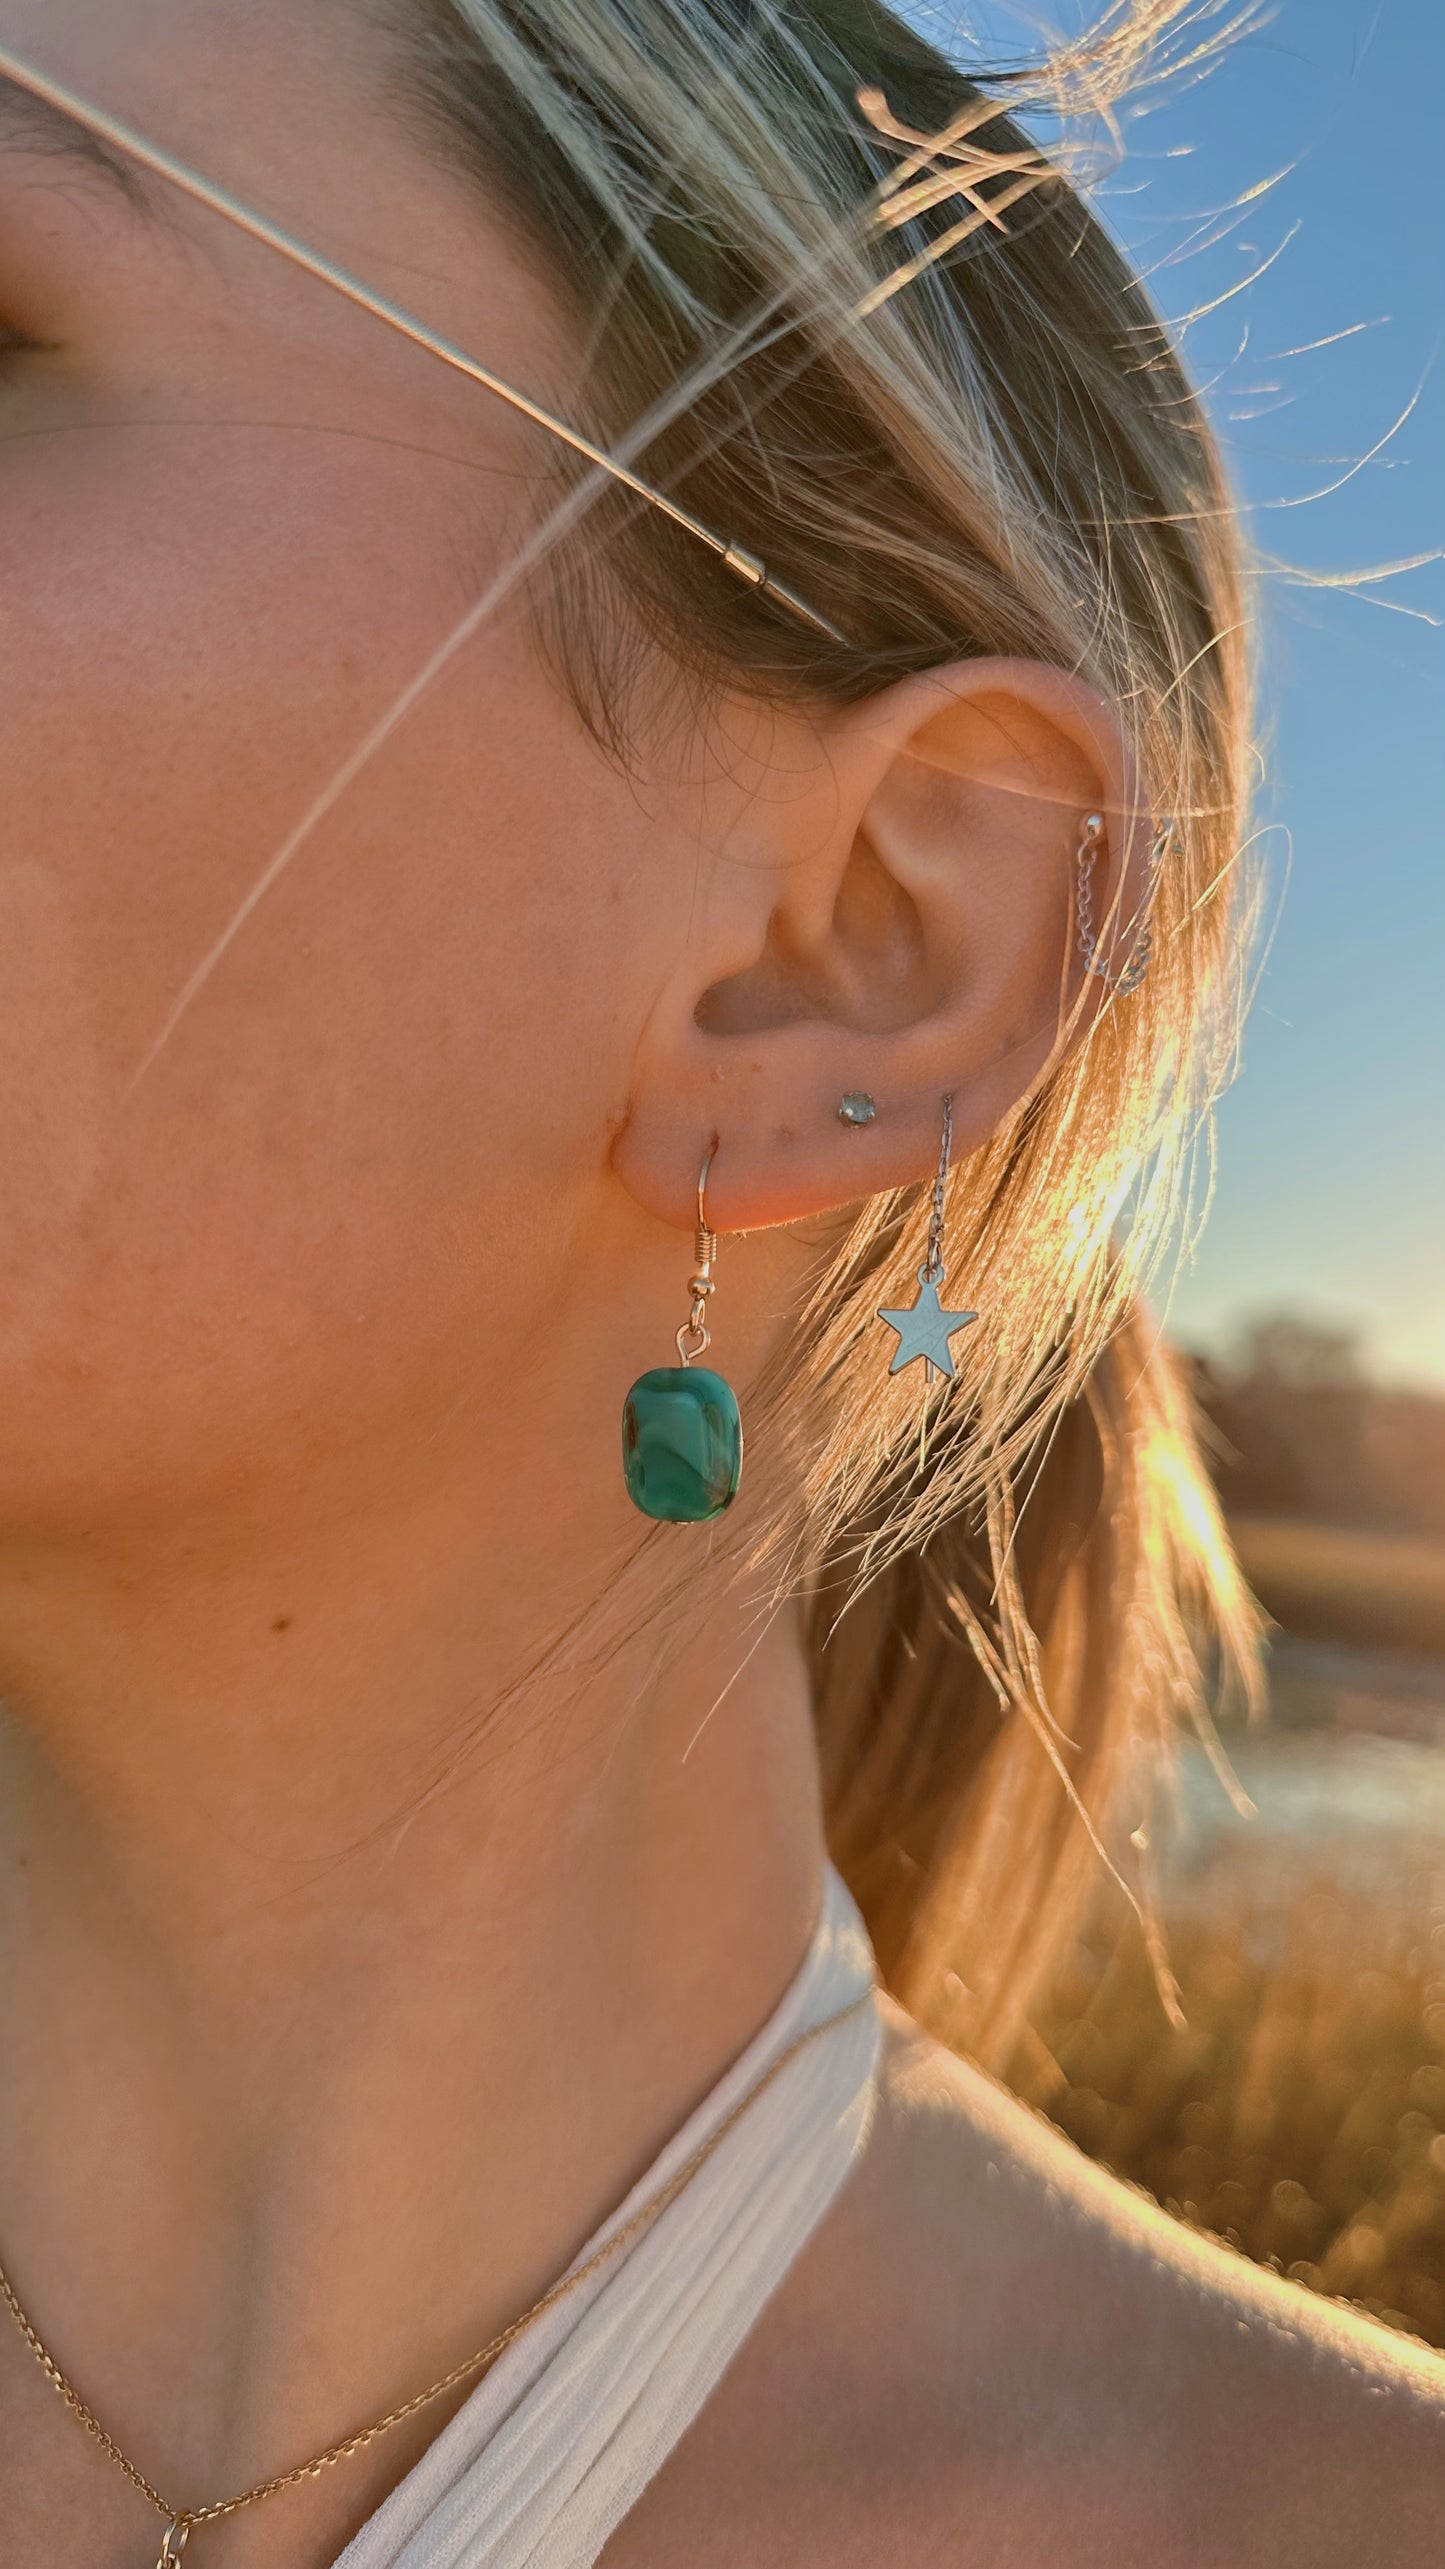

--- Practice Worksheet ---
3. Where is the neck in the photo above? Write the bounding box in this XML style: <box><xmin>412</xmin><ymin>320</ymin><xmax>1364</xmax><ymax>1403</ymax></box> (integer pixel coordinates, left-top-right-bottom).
<box><xmin>0</xmin><ymin>1452</ymin><xmax>825</xmax><ymax>2554</ymax></box>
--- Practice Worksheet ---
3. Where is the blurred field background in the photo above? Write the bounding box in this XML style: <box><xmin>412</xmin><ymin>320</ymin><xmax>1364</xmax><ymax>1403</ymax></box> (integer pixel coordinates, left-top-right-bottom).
<box><xmin>1009</xmin><ymin>1327</ymin><xmax>1445</xmax><ymax>2349</ymax></box>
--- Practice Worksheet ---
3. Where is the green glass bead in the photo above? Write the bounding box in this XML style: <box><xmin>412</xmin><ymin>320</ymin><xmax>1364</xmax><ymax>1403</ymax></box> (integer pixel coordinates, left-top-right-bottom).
<box><xmin>621</xmin><ymin>1366</ymin><xmax>743</xmax><ymax>1523</ymax></box>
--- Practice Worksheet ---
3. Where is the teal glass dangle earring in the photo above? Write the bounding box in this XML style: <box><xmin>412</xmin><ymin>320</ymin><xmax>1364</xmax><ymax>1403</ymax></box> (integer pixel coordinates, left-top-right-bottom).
<box><xmin>622</xmin><ymin>1143</ymin><xmax>743</xmax><ymax>1523</ymax></box>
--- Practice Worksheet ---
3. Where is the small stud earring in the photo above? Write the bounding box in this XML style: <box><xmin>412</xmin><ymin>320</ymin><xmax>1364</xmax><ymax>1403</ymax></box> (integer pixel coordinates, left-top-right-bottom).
<box><xmin>621</xmin><ymin>1143</ymin><xmax>743</xmax><ymax>1523</ymax></box>
<box><xmin>837</xmin><ymin>1090</ymin><xmax>877</xmax><ymax>1128</ymax></box>
<box><xmin>1075</xmin><ymin>810</ymin><xmax>1154</xmax><ymax>996</ymax></box>
<box><xmin>876</xmin><ymin>1096</ymin><xmax>977</xmax><ymax>1383</ymax></box>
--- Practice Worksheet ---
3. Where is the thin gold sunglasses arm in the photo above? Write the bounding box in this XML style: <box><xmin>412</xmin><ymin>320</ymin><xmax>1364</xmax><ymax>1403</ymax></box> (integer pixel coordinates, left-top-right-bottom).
<box><xmin>0</xmin><ymin>45</ymin><xmax>847</xmax><ymax>646</ymax></box>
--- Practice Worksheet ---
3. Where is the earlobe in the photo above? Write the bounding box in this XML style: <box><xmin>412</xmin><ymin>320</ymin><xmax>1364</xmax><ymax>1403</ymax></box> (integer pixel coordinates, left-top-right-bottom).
<box><xmin>613</xmin><ymin>657</ymin><xmax>1147</xmax><ymax>1236</ymax></box>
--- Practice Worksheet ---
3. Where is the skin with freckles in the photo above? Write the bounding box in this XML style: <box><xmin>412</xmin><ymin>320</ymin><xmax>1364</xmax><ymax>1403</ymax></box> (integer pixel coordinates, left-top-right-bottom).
<box><xmin>0</xmin><ymin>4</ymin><xmax>1440</xmax><ymax>2564</ymax></box>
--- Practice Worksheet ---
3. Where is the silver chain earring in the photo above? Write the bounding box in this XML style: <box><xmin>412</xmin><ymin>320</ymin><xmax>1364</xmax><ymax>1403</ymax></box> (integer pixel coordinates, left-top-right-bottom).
<box><xmin>1075</xmin><ymin>811</ymin><xmax>1156</xmax><ymax>997</ymax></box>
<box><xmin>876</xmin><ymin>1097</ymin><xmax>978</xmax><ymax>1383</ymax></box>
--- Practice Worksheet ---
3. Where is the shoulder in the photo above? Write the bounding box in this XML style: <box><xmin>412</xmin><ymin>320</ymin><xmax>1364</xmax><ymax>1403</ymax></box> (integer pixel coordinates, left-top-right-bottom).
<box><xmin>608</xmin><ymin>1999</ymin><xmax>1445</xmax><ymax>2568</ymax></box>
<box><xmin>850</xmin><ymin>2000</ymin><xmax>1445</xmax><ymax>2561</ymax></box>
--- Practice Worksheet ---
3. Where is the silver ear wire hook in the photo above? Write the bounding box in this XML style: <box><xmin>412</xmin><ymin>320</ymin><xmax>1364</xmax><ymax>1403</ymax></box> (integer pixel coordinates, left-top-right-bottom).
<box><xmin>677</xmin><ymin>1141</ymin><xmax>720</xmax><ymax>1366</ymax></box>
<box><xmin>0</xmin><ymin>44</ymin><xmax>848</xmax><ymax>646</ymax></box>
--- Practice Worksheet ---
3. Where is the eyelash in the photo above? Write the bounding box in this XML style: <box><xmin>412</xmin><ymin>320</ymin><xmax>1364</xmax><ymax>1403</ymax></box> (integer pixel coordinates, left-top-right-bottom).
<box><xmin>0</xmin><ymin>327</ymin><xmax>46</xmax><ymax>375</ymax></box>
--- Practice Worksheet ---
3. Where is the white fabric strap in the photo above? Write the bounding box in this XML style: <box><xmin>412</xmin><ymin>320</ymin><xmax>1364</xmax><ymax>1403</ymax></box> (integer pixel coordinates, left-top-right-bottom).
<box><xmin>336</xmin><ymin>1866</ymin><xmax>881</xmax><ymax>2569</ymax></box>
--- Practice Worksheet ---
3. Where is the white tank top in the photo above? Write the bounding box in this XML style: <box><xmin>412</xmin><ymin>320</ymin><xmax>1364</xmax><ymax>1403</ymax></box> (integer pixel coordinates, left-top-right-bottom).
<box><xmin>334</xmin><ymin>1865</ymin><xmax>881</xmax><ymax>2569</ymax></box>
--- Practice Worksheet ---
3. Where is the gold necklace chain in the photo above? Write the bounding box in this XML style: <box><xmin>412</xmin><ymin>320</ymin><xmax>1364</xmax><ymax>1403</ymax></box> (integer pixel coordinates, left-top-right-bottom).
<box><xmin>2</xmin><ymin>1987</ymin><xmax>875</xmax><ymax>2566</ymax></box>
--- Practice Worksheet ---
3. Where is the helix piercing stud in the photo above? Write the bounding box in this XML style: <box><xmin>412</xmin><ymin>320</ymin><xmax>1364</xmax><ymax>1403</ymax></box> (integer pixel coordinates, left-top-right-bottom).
<box><xmin>1075</xmin><ymin>811</ymin><xmax>1154</xmax><ymax>997</ymax></box>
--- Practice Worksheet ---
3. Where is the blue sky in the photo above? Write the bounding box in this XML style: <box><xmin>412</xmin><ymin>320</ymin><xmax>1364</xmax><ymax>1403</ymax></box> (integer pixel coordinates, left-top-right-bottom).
<box><xmin>902</xmin><ymin>0</ymin><xmax>1444</xmax><ymax>1384</ymax></box>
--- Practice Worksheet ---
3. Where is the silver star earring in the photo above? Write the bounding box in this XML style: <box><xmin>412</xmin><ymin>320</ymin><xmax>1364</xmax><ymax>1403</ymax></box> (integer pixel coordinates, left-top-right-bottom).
<box><xmin>876</xmin><ymin>1096</ymin><xmax>978</xmax><ymax>1383</ymax></box>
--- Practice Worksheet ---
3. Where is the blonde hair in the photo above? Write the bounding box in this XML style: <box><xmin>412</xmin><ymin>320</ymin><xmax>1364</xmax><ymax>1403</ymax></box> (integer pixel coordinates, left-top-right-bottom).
<box><xmin>402</xmin><ymin>0</ymin><xmax>1263</xmax><ymax>2066</ymax></box>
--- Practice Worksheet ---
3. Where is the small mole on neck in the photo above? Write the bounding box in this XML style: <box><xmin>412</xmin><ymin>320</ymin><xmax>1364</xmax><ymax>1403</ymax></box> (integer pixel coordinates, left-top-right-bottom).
<box><xmin>271</xmin><ymin>1615</ymin><xmax>294</xmax><ymax>1635</ymax></box>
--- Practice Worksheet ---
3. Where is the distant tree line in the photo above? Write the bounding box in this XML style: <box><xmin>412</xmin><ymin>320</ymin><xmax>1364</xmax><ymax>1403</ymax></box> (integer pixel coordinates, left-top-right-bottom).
<box><xmin>1187</xmin><ymin>1317</ymin><xmax>1445</xmax><ymax>1542</ymax></box>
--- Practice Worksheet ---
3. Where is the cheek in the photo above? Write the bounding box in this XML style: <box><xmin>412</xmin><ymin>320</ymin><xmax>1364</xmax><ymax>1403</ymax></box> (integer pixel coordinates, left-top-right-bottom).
<box><xmin>0</xmin><ymin>424</ymin><xmax>668</xmax><ymax>1517</ymax></box>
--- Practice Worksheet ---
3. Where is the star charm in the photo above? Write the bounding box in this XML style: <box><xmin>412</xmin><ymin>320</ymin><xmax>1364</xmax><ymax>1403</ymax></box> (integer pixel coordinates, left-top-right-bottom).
<box><xmin>876</xmin><ymin>1273</ymin><xmax>978</xmax><ymax>1381</ymax></box>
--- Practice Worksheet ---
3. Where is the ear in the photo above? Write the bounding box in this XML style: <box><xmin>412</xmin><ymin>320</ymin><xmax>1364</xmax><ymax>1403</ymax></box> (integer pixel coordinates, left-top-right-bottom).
<box><xmin>613</xmin><ymin>657</ymin><xmax>1150</xmax><ymax>1231</ymax></box>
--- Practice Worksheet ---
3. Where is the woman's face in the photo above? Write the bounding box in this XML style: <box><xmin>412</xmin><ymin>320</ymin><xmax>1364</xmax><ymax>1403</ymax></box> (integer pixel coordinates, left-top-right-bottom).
<box><xmin>0</xmin><ymin>0</ymin><xmax>756</xmax><ymax>1539</ymax></box>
